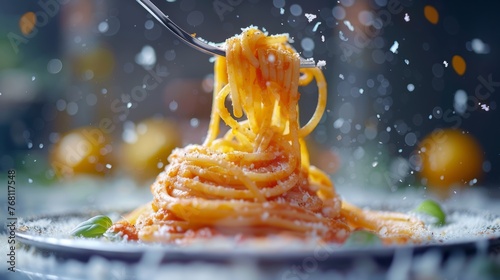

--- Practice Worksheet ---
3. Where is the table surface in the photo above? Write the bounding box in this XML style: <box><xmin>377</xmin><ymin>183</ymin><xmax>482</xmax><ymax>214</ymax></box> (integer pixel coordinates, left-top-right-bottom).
<box><xmin>2</xmin><ymin>177</ymin><xmax>500</xmax><ymax>280</ymax></box>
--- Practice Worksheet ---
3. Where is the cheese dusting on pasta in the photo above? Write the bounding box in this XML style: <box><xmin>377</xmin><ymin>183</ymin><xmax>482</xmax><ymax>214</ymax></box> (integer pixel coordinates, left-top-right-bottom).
<box><xmin>109</xmin><ymin>27</ymin><xmax>424</xmax><ymax>244</ymax></box>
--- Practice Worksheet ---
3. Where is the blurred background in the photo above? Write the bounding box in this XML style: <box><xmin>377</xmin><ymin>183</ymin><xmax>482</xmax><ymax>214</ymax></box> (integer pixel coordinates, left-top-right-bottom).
<box><xmin>0</xmin><ymin>0</ymin><xmax>499</xmax><ymax>201</ymax></box>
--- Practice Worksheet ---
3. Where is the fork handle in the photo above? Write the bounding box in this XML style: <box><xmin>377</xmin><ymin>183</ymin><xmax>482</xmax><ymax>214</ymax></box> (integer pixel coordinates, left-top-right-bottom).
<box><xmin>136</xmin><ymin>0</ymin><xmax>226</xmax><ymax>57</ymax></box>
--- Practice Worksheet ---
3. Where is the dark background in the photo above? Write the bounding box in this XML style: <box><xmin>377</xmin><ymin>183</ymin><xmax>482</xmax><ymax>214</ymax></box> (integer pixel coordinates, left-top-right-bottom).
<box><xmin>0</xmin><ymin>0</ymin><xmax>498</xmax><ymax>187</ymax></box>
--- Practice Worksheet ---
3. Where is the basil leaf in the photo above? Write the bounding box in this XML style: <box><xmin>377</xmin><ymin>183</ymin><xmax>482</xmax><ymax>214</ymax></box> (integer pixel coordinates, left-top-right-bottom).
<box><xmin>70</xmin><ymin>215</ymin><xmax>113</xmax><ymax>238</ymax></box>
<box><xmin>415</xmin><ymin>199</ymin><xmax>446</xmax><ymax>226</ymax></box>
<box><xmin>343</xmin><ymin>230</ymin><xmax>382</xmax><ymax>247</ymax></box>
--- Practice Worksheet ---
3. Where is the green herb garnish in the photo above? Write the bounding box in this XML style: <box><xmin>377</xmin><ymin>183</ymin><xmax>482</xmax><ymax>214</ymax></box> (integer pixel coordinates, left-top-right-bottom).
<box><xmin>70</xmin><ymin>215</ymin><xmax>113</xmax><ymax>238</ymax></box>
<box><xmin>415</xmin><ymin>199</ymin><xmax>446</xmax><ymax>226</ymax></box>
<box><xmin>343</xmin><ymin>230</ymin><xmax>382</xmax><ymax>247</ymax></box>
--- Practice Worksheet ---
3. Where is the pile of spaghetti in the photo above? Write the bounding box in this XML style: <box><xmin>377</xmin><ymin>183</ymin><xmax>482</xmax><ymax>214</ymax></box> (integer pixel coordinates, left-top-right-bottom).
<box><xmin>109</xmin><ymin>27</ymin><xmax>424</xmax><ymax>244</ymax></box>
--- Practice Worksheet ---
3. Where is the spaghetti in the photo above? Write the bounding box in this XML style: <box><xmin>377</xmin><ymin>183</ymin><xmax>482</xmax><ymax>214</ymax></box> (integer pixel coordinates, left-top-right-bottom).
<box><xmin>109</xmin><ymin>27</ymin><xmax>423</xmax><ymax>244</ymax></box>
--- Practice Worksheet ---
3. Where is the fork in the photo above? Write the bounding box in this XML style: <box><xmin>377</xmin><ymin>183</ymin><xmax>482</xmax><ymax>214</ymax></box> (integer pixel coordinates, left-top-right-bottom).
<box><xmin>136</xmin><ymin>0</ymin><xmax>316</xmax><ymax>68</ymax></box>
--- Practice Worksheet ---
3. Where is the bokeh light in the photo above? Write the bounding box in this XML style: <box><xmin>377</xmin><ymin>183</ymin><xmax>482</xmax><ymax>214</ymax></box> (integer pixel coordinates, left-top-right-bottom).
<box><xmin>424</xmin><ymin>5</ymin><xmax>439</xmax><ymax>25</ymax></box>
<box><xmin>19</xmin><ymin>11</ymin><xmax>36</xmax><ymax>36</ymax></box>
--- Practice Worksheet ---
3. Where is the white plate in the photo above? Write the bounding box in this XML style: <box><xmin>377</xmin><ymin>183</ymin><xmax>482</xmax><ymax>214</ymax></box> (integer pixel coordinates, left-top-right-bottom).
<box><xmin>16</xmin><ymin>208</ymin><xmax>500</xmax><ymax>269</ymax></box>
